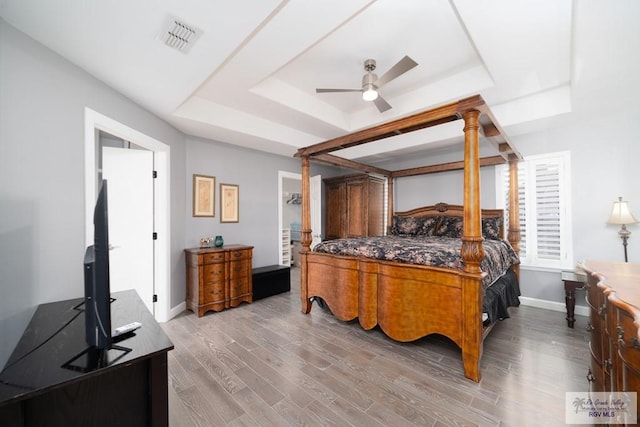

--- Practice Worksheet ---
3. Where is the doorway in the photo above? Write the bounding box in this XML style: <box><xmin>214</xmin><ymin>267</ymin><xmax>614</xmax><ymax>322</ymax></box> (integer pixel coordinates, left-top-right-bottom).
<box><xmin>84</xmin><ymin>108</ymin><xmax>171</xmax><ymax>322</ymax></box>
<box><xmin>278</xmin><ymin>171</ymin><xmax>321</xmax><ymax>266</ymax></box>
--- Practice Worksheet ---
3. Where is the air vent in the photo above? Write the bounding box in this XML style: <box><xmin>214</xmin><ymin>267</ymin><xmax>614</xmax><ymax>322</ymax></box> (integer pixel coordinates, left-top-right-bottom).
<box><xmin>161</xmin><ymin>17</ymin><xmax>200</xmax><ymax>53</ymax></box>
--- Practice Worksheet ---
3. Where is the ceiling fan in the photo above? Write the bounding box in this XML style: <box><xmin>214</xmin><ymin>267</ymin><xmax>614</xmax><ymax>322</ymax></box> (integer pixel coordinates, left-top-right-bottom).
<box><xmin>316</xmin><ymin>55</ymin><xmax>418</xmax><ymax>113</ymax></box>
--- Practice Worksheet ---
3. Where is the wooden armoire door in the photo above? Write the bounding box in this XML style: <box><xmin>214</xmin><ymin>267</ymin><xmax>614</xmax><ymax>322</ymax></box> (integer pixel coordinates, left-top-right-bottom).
<box><xmin>325</xmin><ymin>180</ymin><xmax>345</xmax><ymax>240</ymax></box>
<box><xmin>346</xmin><ymin>177</ymin><xmax>366</xmax><ymax>237</ymax></box>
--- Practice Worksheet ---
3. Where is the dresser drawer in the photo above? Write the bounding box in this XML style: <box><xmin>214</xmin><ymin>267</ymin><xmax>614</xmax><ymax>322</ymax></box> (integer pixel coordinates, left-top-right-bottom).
<box><xmin>204</xmin><ymin>263</ymin><xmax>225</xmax><ymax>282</ymax></box>
<box><xmin>616</xmin><ymin>308</ymin><xmax>640</xmax><ymax>373</ymax></box>
<box><xmin>203</xmin><ymin>252</ymin><xmax>226</xmax><ymax>264</ymax></box>
<box><xmin>229</xmin><ymin>261</ymin><xmax>249</xmax><ymax>279</ymax></box>
<box><xmin>589</xmin><ymin>354</ymin><xmax>606</xmax><ymax>392</ymax></box>
<box><xmin>203</xmin><ymin>282</ymin><xmax>225</xmax><ymax>304</ymax></box>
<box><xmin>229</xmin><ymin>279</ymin><xmax>249</xmax><ymax>298</ymax></box>
<box><xmin>230</xmin><ymin>249</ymin><xmax>251</xmax><ymax>261</ymax></box>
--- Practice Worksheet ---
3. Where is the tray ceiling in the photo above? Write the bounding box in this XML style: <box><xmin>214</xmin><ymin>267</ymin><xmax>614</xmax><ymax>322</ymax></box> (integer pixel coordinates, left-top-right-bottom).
<box><xmin>1</xmin><ymin>0</ymin><xmax>638</xmax><ymax>163</ymax></box>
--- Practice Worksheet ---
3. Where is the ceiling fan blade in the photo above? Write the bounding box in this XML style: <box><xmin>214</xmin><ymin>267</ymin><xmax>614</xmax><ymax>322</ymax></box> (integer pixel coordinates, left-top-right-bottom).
<box><xmin>373</xmin><ymin>95</ymin><xmax>392</xmax><ymax>113</ymax></box>
<box><xmin>316</xmin><ymin>88</ymin><xmax>362</xmax><ymax>93</ymax></box>
<box><xmin>374</xmin><ymin>55</ymin><xmax>418</xmax><ymax>87</ymax></box>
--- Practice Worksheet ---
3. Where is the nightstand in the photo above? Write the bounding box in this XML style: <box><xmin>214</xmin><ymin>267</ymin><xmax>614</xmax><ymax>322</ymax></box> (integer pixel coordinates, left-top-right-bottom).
<box><xmin>562</xmin><ymin>271</ymin><xmax>587</xmax><ymax>328</ymax></box>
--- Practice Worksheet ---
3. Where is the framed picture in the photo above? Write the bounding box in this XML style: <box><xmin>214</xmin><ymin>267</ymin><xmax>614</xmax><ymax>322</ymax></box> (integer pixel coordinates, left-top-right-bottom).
<box><xmin>220</xmin><ymin>183</ymin><xmax>239</xmax><ymax>223</ymax></box>
<box><xmin>192</xmin><ymin>174</ymin><xmax>215</xmax><ymax>217</ymax></box>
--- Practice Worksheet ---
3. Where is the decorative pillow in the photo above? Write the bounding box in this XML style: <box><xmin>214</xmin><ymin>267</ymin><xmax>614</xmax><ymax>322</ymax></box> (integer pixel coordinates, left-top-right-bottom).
<box><xmin>433</xmin><ymin>216</ymin><xmax>463</xmax><ymax>238</ymax></box>
<box><xmin>391</xmin><ymin>216</ymin><xmax>440</xmax><ymax>236</ymax></box>
<box><xmin>482</xmin><ymin>217</ymin><xmax>504</xmax><ymax>240</ymax></box>
<box><xmin>419</xmin><ymin>216</ymin><xmax>440</xmax><ymax>236</ymax></box>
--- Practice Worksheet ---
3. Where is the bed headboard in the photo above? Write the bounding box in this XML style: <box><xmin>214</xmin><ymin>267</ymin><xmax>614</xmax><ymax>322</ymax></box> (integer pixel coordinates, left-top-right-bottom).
<box><xmin>393</xmin><ymin>203</ymin><xmax>505</xmax><ymax>239</ymax></box>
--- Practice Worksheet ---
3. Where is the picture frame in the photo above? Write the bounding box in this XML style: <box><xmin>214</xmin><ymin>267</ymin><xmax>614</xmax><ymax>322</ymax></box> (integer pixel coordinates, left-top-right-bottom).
<box><xmin>192</xmin><ymin>174</ymin><xmax>215</xmax><ymax>217</ymax></box>
<box><xmin>220</xmin><ymin>183</ymin><xmax>239</xmax><ymax>223</ymax></box>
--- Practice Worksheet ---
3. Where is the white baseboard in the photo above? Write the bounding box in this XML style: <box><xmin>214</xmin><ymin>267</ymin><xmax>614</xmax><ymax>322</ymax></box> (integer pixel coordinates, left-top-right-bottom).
<box><xmin>165</xmin><ymin>301</ymin><xmax>186</xmax><ymax>322</ymax></box>
<box><xmin>519</xmin><ymin>296</ymin><xmax>590</xmax><ymax>317</ymax></box>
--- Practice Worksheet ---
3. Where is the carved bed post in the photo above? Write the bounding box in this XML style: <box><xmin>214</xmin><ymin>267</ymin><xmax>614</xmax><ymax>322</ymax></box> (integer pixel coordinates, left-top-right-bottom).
<box><xmin>508</xmin><ymin>156</ymin><xmax>521</xmax><ymax>279</ymax></box>
<box><xmin>461</xmin><ymin>109</ymin><xmax>484</xmax><ymax>382</ymax></box>
<box><xmin>386</xmin><ymin>176</ymin><xmax>394</xmax><ymax>234</ymax></box>
<box><xmin>461</xmin><ymin>110</ymin><xmax>484</xmax><ymax>273</ymax></box>
<box><xmin>300</xmin><ymin>155</ymin><xmax>312</xmax><ymax>313</ymax></box>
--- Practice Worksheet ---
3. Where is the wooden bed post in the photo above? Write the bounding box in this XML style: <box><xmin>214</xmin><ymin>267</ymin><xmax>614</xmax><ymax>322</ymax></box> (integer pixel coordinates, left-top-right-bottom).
<box><xmin>461</xmin><ymin>109</ymin><xmax>484</xmax><ymax>382</ymax></box>
<box><xmin>508</xmin><ymin>156</ymin><xmax>521</xmax><ymax>279</ymax></box>
<box><xmin>461</xmin><ymin>110</ymin><xmax>484</xmax><ymax>273</ymax></box>
<box><xmin>300</xmin><ymin>155</ymin><xmax>312</xmax><ymax>313</ymax></box>
<box><xmin>386</xmin><ymin>176</ymin><xmax>394</xmax><ymax>234</ymax></box>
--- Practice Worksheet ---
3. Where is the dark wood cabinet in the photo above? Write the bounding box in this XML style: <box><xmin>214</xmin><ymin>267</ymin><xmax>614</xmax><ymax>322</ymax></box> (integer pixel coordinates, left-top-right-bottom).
<box><xmin>185</xmin><ymin>245</ymin><xmax>253</xmax><ymax>317</ymax></box>
<box><xmin>0</xmin><ymin>290</ymin><xmax>173</xmax><ymax>427</ymax></box>
<box><xmin>584</xmin><ymin>260</ymin><xmax>640</xmax><ymax>423</ymax></box>
<box><xmin>324</xmin><ymin>174</ymin><xmax>384</xmax><ymax>240</ymax></box>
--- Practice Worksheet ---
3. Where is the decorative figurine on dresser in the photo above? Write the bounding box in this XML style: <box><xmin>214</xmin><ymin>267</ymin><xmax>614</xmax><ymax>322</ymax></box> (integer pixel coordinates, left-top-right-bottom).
<box><xmin>184</xmin><ymin>244</ymin><xmax>253</xmax><ymax>317</ymax></box>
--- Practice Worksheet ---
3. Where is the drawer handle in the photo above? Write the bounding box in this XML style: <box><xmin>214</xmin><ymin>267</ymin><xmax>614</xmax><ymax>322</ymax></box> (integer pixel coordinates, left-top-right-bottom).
<box><xmin>586</xmin><ymin>369</ymin><xmax>594</xmax><ymax>383</ymax></box>
<box><xmin>586</xmin><ymin>322</ymin><xmax>595</xmax><ymax>332</ymax></box>
<box><xmin>616</xmin><ymin>325</ymin><xmax>640</xmax><ymax>349</ymax></box>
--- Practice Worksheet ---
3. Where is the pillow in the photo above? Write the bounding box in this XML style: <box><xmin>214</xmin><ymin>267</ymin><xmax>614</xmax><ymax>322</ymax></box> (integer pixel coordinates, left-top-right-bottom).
<box><xmin>482</xmin><ymin>217</ymin><xmax>504</xmax><ymax>240</ymax></box>
<box><xmin>433</xmin><ymin>216</ymin><xmax>463</xmax><ymax>238</ymax></box>
<box><xmin>391</xmin><ymin>216</ymin><xmax>440</xmax><ymax>236</ymax></box>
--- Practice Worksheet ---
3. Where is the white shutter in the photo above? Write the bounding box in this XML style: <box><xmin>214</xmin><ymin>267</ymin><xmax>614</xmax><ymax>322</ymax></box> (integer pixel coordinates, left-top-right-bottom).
<box><xmin>534</xmin><ymin>161</ymin><xmax>561</xmax><ymax>261</ymax></box>
<box><xmin>497</xmin><ymin>151</ymin><xmax>572</xmax><ymax>268</ymax></box>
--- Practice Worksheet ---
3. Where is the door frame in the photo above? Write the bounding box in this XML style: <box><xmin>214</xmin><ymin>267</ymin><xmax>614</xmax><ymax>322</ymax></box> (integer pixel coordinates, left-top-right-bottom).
<box><xmin>278</xmin><ymin>171</ymin><xmax>300</xmax><ymax>266</ymax></box>
<box><xmin>278</xmin><ymin>171</ymin><xmax>321</xmax><ymax>265</ymax></box>
<box><xmin>84</xmin><ymin>108</ymin><xmax>171</xmax><ymax>322</ymax></box>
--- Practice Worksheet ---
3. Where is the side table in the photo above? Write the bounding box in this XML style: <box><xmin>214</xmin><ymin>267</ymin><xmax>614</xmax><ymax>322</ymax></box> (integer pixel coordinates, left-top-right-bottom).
<box><xmin>562</xmin><ymin>271</ymin><xmax>586</xmax><ymax>328</ymax></box>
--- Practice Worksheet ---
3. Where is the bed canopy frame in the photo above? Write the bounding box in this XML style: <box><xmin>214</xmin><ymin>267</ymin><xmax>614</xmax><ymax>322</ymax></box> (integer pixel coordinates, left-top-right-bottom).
<box><xmin>294</xmin><ymin>95</ymin><xmax>522</xmax><ymax>381</ymax></box>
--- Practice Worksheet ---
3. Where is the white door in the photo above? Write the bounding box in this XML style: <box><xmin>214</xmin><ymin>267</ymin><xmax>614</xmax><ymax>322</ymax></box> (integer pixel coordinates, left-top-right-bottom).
<box><xmin>310</xmin><ymin>175</ymin><xmax>322</xmax><ymax>249</ymax></box>
<box><xmin>102</xmin><ymin>146</ymin><xmax>155</xmax><ymax>315</ymax></box>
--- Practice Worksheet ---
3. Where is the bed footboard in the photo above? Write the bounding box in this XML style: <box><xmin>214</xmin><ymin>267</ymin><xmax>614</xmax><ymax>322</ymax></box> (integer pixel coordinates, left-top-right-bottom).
<box><xmin>300</xmin><ymin>251</ymin><xmax>486</xmax><ymax>382</ymax></box>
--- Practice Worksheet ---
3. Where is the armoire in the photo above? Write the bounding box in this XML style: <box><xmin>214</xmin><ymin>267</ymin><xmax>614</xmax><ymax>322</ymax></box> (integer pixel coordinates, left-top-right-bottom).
<box><xmin>323</xmin><ymin>174</ymin><xmax>385</xmax><ymax>240</ymax></box>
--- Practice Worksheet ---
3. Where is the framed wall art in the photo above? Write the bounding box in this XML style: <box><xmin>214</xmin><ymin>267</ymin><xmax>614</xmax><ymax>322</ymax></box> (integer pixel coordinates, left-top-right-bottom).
<box><xmin>220</xmin><ymin>183</ymin><xmax>239</xmax><ymax>223</ymax></box>
<box><xmin>192</xmin><ymin>174</ymin><xmax>215</xmax><ymax>217</ymax></box>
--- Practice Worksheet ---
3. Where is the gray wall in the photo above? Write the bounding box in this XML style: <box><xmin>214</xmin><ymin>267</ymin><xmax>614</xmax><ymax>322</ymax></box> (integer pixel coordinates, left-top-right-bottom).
<box><xmin>184</xmin><ymin>136</ymin><xmax>337</xmax><ymax>269</ymax></box>
<box><xmin>0</xmin><ymin>19</ymin><xmax>187</xmax><ymax>368</ymax></box>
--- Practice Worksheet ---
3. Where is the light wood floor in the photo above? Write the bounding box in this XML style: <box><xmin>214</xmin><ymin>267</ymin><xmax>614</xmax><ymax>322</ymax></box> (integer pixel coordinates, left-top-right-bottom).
<box><xmin>162</xmin><ymin>268</ymin><xmax>590</xmax><ymax>426</ymax></box>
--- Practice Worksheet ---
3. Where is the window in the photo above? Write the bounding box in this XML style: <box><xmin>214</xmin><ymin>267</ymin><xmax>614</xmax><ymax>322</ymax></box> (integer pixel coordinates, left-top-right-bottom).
<box><xmin>495</xmin><ymin>151</ymin><xmax>572</xmax><ymax>269</ymax></box>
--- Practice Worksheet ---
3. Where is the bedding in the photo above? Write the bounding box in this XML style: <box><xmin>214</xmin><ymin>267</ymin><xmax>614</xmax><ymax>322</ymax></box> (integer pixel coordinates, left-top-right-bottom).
<box><xmin>313</xmin><ymin>234</ymin><xmax>520</xmax><ymax>289</ymax></box>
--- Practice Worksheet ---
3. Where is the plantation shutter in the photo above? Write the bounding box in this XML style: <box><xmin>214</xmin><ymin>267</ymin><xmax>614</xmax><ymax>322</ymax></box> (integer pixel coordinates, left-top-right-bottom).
<box><xmin>534</xmin><ymin>161</ymin><xmax>561</xmax><ymax>261</ymax></box>
<box><xmin>499</xmin><ymin>151</ymin><xmax>571</xmax><ymax>268</ymax></box>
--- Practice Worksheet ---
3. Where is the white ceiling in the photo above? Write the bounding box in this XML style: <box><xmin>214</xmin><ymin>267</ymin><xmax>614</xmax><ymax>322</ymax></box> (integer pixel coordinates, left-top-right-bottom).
<box><xmin>1</xmin><ymin>0</ymin><xmax>638</xmax><ymax>163</ymax></box>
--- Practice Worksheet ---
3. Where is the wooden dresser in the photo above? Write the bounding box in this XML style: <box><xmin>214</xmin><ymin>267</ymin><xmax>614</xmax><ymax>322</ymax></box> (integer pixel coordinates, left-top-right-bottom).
<box><xmin>324</xmin><ymin>174</ymin><xmax>384</xmax><ymax>240</ymax></box>
<box><xmin>584</xmin><ymin>260</ymin><xmax>639</xmax><ymax>418</ymax></box>
<box><xmin>185</xmin><ymin>245</ymin><xmax>253</xmax><ymax>317</ymax></box>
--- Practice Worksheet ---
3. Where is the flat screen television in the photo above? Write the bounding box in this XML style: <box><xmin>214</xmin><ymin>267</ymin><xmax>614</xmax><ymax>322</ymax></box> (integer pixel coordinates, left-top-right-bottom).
<box><xmin>83</xmin><ymin>180</ymin><xmax>112</xmax><ymax>349</ymax></box>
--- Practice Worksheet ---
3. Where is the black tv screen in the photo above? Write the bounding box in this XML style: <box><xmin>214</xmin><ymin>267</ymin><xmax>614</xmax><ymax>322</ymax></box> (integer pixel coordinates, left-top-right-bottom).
<box><xmin>84</xmin><ymin>180</ymin><xmax>112</xmax><ymax>349</ymax></box>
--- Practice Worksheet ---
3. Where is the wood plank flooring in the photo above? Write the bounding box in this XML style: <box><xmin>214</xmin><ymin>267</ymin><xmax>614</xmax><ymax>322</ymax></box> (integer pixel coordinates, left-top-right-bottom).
<box><xmin>162</xmin><ymin>267</ymin><xmax>590</xmax><ymax>426</ymax></box>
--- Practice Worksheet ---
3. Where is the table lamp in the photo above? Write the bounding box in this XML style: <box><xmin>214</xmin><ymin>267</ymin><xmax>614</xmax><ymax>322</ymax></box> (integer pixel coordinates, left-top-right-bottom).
<box><xmin>607</xmin><ymin>196</ymin><xmax>638</xmax><ymax>262</ymax></box>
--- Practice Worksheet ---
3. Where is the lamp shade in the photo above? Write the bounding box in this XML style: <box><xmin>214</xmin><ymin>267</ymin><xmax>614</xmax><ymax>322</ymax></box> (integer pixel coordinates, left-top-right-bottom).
<box><xmin>607</xmin><ymin>197</ymin><xmax>638</xmax><ymax>225</ymax></box>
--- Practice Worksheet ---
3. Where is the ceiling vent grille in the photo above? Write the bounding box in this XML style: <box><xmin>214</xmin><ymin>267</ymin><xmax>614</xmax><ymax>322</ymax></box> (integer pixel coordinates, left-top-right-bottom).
<box><xmin>162</xmin><ymin>18</ymin><xmax>199</xmax><ymax>53</ymax></box>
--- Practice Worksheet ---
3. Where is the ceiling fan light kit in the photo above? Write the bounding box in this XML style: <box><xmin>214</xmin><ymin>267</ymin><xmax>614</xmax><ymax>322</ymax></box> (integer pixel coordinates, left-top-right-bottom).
<box><xmin>316</xmin><ymin>56</ymin><xmax>418</xmax><ymax>112</ymax></box>
<box><xmin>362</xmin><ymin>72</ymin><xmax>378</xmax><ymax>101</ymax></box>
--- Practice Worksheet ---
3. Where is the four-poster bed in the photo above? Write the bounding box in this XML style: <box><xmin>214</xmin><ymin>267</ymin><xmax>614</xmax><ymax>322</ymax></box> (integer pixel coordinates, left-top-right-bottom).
<box><xmin>294</xmin><ymin>95</ymin><xmax>522</xmax><ymax>382</ymax></box>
